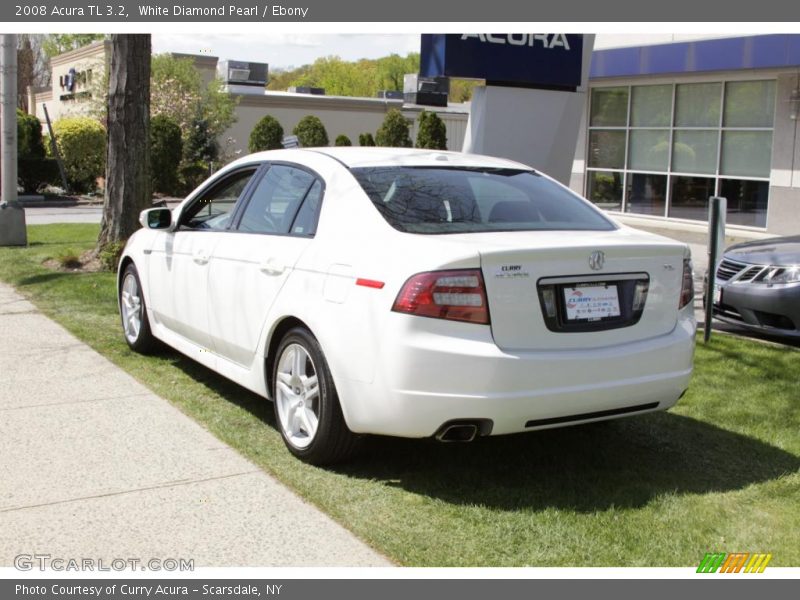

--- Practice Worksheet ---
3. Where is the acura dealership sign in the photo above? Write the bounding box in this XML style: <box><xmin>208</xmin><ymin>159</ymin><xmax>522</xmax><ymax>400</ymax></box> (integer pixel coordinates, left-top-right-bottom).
<box><xmin>420</xmin><ymin>33</ymin><xmax>585</xmax><ymax>90</ymax></box>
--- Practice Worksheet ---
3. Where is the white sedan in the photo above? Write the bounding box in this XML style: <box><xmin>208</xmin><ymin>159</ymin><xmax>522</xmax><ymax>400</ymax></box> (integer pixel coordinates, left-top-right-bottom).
<box><xmin>118</xmin><ymin>148</ymin><xmax>696</xmax><ymax>464</ymax></box>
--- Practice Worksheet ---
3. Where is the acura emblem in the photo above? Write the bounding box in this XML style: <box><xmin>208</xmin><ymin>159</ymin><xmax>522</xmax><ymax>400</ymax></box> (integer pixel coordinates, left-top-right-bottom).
<box><xmin>588</xmin><ymin>250</ymin><xmax>605</xmax><ymax>271</ymax></box>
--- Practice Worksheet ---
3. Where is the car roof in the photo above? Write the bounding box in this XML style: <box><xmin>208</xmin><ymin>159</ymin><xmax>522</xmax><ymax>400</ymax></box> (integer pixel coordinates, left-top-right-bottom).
<box><xmin>234</xmin><ymin>147</ymin><xmax>535</xmax><ymax>171</ymax></box>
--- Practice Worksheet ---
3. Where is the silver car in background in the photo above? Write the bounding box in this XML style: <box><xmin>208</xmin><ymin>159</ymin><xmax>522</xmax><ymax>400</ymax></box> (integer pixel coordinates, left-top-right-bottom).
<box><xmin>710</xmin><ymin>236</ymin><xmax>800</xmax><ymax>338</ymax></box>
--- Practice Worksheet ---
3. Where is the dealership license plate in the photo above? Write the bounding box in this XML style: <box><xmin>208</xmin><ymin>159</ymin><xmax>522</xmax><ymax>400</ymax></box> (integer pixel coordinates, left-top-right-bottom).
<box><xmin>713</xmin><ymin>284</ymin><xmax>722</xmax><ymax>305</ymax></box>
<box><xmin>564</xmin><ymin>284</ymin><xmax>621</xmax><ymax>321</ymax></box>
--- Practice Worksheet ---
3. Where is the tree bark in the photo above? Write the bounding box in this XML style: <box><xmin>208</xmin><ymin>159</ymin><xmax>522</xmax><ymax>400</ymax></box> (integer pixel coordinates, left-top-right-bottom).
<box><xmin>97</xmin><ymin>34</ymin><xmax>151</xmax><ymax>251</ymax></box>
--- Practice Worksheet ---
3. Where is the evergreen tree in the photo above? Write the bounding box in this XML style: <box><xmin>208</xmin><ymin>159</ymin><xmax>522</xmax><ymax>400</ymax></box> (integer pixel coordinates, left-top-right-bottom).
<box><xmin>375</xmin><ymin>109</ymin><xmax>412</xmax><ymax>147</ymax></box>
<box><xmin>415</xmin><ymin>110</ymin><xmax>447</xmax><ymax>150</ymax></box>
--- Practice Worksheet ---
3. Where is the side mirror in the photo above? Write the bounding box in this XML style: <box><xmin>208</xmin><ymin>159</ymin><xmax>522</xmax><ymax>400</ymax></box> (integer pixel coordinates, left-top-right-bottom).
<box><xmin>139</xmin><ymin>207</ymin><xmax>172</xmax><ymax>230</ymax></box>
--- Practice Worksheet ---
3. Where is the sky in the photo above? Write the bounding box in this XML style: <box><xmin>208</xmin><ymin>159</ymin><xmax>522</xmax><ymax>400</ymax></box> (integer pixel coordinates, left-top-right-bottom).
<box><xmin>151</xmin><ymin>33</ymin><xmax>732</xmax><ymax>71</ymax></box>
<box><xmin>151</xmin><ymin>33</ymin><xmax>420</xmax><ymax>70</ymax></box>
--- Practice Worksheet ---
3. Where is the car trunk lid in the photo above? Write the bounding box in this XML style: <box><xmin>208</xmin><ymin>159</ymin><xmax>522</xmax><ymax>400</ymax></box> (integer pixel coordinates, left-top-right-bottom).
<box><xmin>439</xmin><ymin>229</ymin><xmax>688</xmax><ymax>351</ymax></box>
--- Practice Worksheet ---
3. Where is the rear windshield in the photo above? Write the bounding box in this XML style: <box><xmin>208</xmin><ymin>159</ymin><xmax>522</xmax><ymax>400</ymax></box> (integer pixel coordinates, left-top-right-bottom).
<box><xmin>351</xmin><ymin>167</ymin><xmax>615</xmax><ymax>234</ymax></box>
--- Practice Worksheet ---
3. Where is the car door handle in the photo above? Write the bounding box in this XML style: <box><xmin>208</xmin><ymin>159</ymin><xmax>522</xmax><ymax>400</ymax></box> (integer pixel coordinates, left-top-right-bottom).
<box><xmin>192</xmin><ymin>250</ymin><xmax>210</xmax><ymax>265</ymax></box>
<box><xmin>259</xmin><ymin>258</ymin><xmax>285</xmax><ymax>275</ymax></box>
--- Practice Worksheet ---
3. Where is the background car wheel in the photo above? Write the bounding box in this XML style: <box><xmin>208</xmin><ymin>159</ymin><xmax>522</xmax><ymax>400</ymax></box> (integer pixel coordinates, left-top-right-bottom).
<box><xmin>119</xmin><ymin>263</ymin><xmax>159</xmax><ymax>354</ymax></box>
<box><xmin>272</xmin><ymin>327</ymin><xmax>359</xmax><ymax>465</ymax></box>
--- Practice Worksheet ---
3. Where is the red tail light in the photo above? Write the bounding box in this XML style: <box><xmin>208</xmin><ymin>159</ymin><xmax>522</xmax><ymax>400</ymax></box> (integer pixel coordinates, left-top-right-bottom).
<box><xmin>392</xmin><ymin>269</ymin><xmax>490</xmax><ymax>325</ymax></box>
<box><xmin>679</xmin><ymin>258</ymin><xmax>694</xmax><ymax>309</ymax></box>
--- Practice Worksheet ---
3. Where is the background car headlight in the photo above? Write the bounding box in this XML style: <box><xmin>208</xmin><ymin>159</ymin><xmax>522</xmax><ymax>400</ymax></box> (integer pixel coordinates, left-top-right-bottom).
<box><xmin>765</xmin><ymin>266</ymin><xmax>800</xmax><ymax>284</ymax></box>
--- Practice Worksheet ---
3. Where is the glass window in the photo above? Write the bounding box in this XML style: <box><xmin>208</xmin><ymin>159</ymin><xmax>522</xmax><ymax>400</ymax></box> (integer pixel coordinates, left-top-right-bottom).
<box><xmin>720</xmin><ymin>179</ymin><xmax>769</xmax><ymax>228</ymax></box>
<box><xmin>628</xmin><ymin>130</ymin><xmax>669</xmax><ymax>171</ymax></box>
<box><xmin>586</xmin><ymin>80</ymin><xmax>774</xmax><ymax>228</ymax></box>
<box><xmin>588</xmin><ymin>130</ymin><xmax>626</xmax><ymax>169</ymax></box>
<box><xmin>586</xmin><ymin>171</ymin><xmax>623</xmax><ymax>211</ymax></box>
<box><xmin>724</xmin><ymin>81</ymin><xmax>776</xmax><ymax>128</ymax></box>
<box><xmin>352</xmin><ymin>167</ymin><xmax>615</xmax><ymax>234</ymax></box>
<box><xmin>181</xmin><ymin>169</ymin><xmax>256</xmax><ymax>230</ymax></box>
<box><xmin>669</xmin><ymin>175</ymin><xmax>716</xmax><ymax>221</ymax></box>
<box><xmin>720</xmin><ymin>131</ymin><xmax>772</xmax><ymax>178</ymax></box>
<box><xmin>672</xmin><ymin>130</ymin><xmax>718</xmax><ymax>174</ymax></box>
<box><xmin>675</xmin><ymin>83</ymin><xmax>721</xmax><ymax>127</ymax></box>
<box><xmin>630</xmin><ymin>85</ymin><xmax>672</xmax><ymax>127</ymax></box>
<box><xmin>590</xmin><ymin>87</ymin><xmax>628</xmax><ymax>126</ymax></box>
<box><xmin>289</xmin><ymin>179</ymin><xmax>323</xmax><ymax>236</ymax></box>
<box><xmin>625</xmin><ymin>173</ymin><xmax>667</xmax><ymax>216</ymax></box>
<box><xmin>238</xmin><ymin>165</ymin><xmax>315</xmax><ymax>234</ymax></box>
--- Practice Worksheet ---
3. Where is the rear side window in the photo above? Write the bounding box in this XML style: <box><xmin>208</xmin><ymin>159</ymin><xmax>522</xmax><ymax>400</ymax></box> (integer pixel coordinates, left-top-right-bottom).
<box><xmin>351</xmin><ymin>167</ymin><xmax>615</xmax><ymax>233</ymax></box>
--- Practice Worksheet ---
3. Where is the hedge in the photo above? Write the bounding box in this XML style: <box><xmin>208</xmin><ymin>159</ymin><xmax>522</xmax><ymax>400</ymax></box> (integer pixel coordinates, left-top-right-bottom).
<box><xmin>51</xmin><ymin>117</ymin><xmax>106</xmax><ymax>193</ymax></box>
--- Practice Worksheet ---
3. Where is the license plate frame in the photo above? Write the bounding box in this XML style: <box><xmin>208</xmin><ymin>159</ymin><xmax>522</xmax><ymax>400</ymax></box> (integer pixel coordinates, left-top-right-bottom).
<box><xmin>563</xmin><ymin>283</ymin><xmax>622</xmax><ymax>322</ymax></box>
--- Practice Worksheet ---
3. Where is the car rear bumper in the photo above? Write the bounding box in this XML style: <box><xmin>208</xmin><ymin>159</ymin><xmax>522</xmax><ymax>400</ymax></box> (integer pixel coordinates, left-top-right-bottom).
<box><xmin>339</xmin><ymin>312</ymin><xmax>696</xmax><ymax>437</ymax></box>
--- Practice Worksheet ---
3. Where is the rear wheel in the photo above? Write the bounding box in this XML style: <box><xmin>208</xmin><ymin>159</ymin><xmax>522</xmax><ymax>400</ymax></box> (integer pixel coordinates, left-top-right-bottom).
<box><xmin>273</xmin><ymin>327</ymin><xmax>359</xmax><ymax>465</ymax></box>
<box><xmin>119</xmin><ymin>263</ymin><xmax>159</xmax><ymax>354</ymax></box>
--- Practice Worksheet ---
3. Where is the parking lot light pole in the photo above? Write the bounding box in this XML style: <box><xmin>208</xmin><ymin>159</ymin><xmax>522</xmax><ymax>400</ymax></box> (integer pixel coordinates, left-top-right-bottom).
<box><xmin>0</xmin><ymin>33</ymin><xmax>27</xmax><ymax>247</ymax></box>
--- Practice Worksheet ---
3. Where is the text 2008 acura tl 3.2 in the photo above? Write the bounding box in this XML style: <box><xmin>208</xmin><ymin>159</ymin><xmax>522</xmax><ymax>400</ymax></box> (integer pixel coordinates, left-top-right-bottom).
<box><xmin>118</xmin><ymin>148</ymin><xmax>696</xmax><ymax>464</ymax></box>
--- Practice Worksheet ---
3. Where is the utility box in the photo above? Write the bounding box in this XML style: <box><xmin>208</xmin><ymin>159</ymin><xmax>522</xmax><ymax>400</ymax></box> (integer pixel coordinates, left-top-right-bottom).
<box><xmin>217</xmin><ymin>60</ymin><xmax>268</xmax><ymax>93</ymax></box>
<box><xmin>403</xmin><ymin>74</ymin><xmax>449</xmax><ymax>107</ymax></box>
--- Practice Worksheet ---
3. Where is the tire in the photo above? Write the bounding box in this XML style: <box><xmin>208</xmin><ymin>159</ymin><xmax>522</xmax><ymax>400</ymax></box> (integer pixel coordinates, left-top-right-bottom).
<box><xmin>119</xmin><ymin>263</ymin><xmax>159</xmax><ymax>354</ymax></box>
<box><xmin>272</xmin><ymin>327</ymin><xmax>359</xmax><ymax>465</ymax></box>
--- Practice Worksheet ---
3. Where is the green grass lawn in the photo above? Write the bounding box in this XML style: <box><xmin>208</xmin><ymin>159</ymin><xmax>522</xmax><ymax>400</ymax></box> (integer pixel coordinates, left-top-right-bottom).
<box><xmin>1</xmin><ymin>223</ymin><xmax>798</xmax><ymax>567</ymax></box>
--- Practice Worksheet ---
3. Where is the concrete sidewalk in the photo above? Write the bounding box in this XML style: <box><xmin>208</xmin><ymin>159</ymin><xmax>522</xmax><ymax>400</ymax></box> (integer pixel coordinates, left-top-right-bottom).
<box><xmin>0</xmin><ymin>282</ymin><xmax>391</xmax><ymax>567</ymax></box>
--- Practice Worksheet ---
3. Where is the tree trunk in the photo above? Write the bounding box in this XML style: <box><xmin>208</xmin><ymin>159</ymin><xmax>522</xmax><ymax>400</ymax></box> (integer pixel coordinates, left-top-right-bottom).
<box><xmin>97</xmin><ymin>34</ymin><xmax>151</xmax><ymax>253</ymax></box>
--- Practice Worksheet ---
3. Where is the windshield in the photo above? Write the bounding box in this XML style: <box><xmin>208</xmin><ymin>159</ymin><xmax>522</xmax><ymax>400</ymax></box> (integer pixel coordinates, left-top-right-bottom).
<box><xmin>351</xmin><ymin>167</ymin><xmax>616</xmax><ymax>234</ymax></box>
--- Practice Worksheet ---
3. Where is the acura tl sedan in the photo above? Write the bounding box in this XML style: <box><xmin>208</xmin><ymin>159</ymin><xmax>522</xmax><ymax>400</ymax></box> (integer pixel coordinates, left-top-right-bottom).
<box><xmin>118</xmin><ymin>148</ymin><xmax>696</xmax><ymax>464</ymax></box>
<box><xmin>709</xmin><ymin>236</ymin><xmax>800</xmax><ymax>338</ymax></box>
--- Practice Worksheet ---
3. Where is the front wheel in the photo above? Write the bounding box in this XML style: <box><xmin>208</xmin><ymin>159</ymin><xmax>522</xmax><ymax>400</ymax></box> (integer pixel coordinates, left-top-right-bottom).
<box><xmin>119</xmin><ymin>263</ymin><xmax>159</xmax><ymax>354</ymax></box>
<box><xmin>272</xmin><ymin>327</ymin><xmax>359</xmax><ymax>465</ymax></box>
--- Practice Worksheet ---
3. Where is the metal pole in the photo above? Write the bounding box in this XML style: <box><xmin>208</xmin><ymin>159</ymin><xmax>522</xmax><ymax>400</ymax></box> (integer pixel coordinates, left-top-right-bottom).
<box><xmin>43</xmin><ymin>103</ymin><xmax>69</xmax><ymax>192</ymax></box>
<box><xmin>0</xmin><ymin>33</ymin><xmax>27</xmax><ymax>246</ymax></box>
<box><xmin>704</xmin><ymin>196</ymin><xmax>725</xmax><ymax>343</ymax></box>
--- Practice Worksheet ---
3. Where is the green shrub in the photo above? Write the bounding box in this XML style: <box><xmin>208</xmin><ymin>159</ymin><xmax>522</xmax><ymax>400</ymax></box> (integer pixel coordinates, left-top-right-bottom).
<box><xmin>375</xmin><ymin>109</ymin><xmax>412</xmax><ymax>148</ymax></box>
<box><xmin>183</xmin><ymin>115</ymin><xmax>219</xmax><ymax>164</ymax></box>
<box><xmin>55</xmin><ymin>248</ymin><xmax>82</xmax><ymax>269</ymax></box>
<box><xmin>358</xmin><ymin>133</ymin><xmax>376</xmax><ymax>147</ymax></box>
<box><xmin>249</xmin><ymin>115</ymin><xmax>284</xmax><ymax>152</ymax></box>
<box><xmin>415</xmin><ymin>110</ymin><xmax>448</xmax><ymax>150</ymax></box>
<box><xmin>99</xmin><ymin>241</ymin><xmax>125</xmax><ymax>272</ymax></box>
<box><xmin>18</xmin><ymin>158</ymin><xmax>60</xmax><ymax>194</ymax></box>
<box><xmin>293</xmin><ymin>115</ymin><xmax>329</xmax><ymax>147</ymax></box>
<box><xmin>180</xmin><ymin>160</ymin><xmax>212</xmax><ymax>192</ymax></box>
<box><xmin>51</xmin><ymin>117</ymin><xmax>106</xmax><ymax>193</ymax></box>
<box><xmin>180</xmin><ymin>115</ymin><xmax>218</xmax><ymax>193</ymax></box>
<box><xmin>16</xmin><ymin>110</ymin><xmax>58</xmax><ymax>194</ymax></box>
<box><xmin>334</xmin><ymin>134</ymin><xmax>352</xmax><ymax>147</ymax></box>
<box><xmin>150</xmin><ymin>114</ymin><xmax>183</xmax><ymax>195</ymax></box>
<box><xmin>17</xmin><ymin>109</ymin><xmax>45</xmax><ymax>159</ymax></box>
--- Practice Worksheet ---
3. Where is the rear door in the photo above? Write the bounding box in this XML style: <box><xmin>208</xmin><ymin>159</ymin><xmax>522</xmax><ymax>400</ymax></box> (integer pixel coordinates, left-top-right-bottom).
<box><xmin>206</xmin><ymin>163</ymin><xmax>324</xmax><ymax>366</ymax></box>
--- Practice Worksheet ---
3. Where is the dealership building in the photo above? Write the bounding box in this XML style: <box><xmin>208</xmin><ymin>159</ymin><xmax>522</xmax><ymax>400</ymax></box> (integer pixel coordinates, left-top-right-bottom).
<box><xmin>572</xmin><ymin>35</ymin><xmax>800</xmax><ymax>236</ymax></box>
<box><xmin>28</xmin><ymin>35</ymin><xmax>800</xmax><ymax>236</ymax></box>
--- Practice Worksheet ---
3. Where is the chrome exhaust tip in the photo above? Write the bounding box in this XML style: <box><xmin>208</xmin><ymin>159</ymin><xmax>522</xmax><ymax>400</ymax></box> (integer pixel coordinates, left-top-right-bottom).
<box><xmin>434</xmin><ymin>419</ymin><xmax>493</xmax><ymax>442</ymax></box>
<box><xmin>436</xmin><ymin>423</ymin><xmax>479</xmax><ymax>443</ymax></box>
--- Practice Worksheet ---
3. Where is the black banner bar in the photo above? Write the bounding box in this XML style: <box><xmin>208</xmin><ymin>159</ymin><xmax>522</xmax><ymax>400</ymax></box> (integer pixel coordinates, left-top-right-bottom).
<box><xmin>1</xmin><ymin>0</ymin><xmax>794</xmax><ymax>22</ymax></box>
<box><xmin>3</xmin><ymin>579</ymin><xmax>798</xmax><ymax>600</ymax></box>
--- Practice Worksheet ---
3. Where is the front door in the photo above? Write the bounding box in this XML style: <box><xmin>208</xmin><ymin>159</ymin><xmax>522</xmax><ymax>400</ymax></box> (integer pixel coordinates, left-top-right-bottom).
<box><xmin>147</xmin><ymin>167</ymin><xmax>259</xmax><ymax>350</ymax></box>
